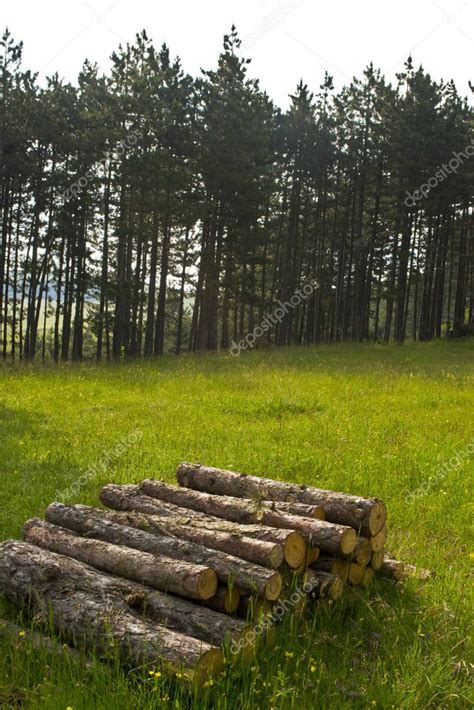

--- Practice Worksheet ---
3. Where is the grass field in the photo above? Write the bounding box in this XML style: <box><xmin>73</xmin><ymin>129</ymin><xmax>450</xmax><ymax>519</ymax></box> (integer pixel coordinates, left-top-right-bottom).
<box><xmin>0</xmin><ymin>339</ymin><xmax>473</xmax><ymax>709</ymax></box>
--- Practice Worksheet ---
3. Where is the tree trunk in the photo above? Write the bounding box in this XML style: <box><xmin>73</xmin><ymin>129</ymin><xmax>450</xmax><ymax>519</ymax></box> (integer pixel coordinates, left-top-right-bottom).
<box><xmin>99</xmin><ymin>484</ymin><xmax>306</xmax><ymax>569</ymax></box>
<box><xmin>23</xmin><ymin>519</ymin><xmax>216</xmax><ymax>601</ymax></box>
<box><xmin>138</xmin><ymin>479</ymin><xmax>356</xmax><ymax>555</ymax></box>
<box><xmin>44</xmin><ymin>504</ymin><xmax>281</xmax><ymax>600</ymax></box>
<box><xmin>64</xmin><ymin>503</ymin><xmax>284</xmax><ymax>569</ymax></box>
<box><xmin>0</xmin><ymin>540</ymin><xmax>224</xmax><ymax>686</ymax></box>
<box><xmin>380</xmin><ymin>553</ymin><xmax>431</xmax><ymax>581</ymax></box>
<box><xmin>176</xmin><ymin>463</ymin><xmax>386</xmax><ymax>537</ymax></box>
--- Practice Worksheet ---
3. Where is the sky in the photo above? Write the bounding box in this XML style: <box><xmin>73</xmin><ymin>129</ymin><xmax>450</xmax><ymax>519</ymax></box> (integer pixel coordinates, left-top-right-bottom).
<box><xmin>3</xmin><ymin>0</ymin><xmax>474</xmax><ymax>107</ymax></box>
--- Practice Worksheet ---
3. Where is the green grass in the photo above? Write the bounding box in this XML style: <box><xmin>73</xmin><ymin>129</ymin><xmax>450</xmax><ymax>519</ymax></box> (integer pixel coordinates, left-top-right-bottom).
<box><xmin>0</xmin><ymin>339</ymin><xmax>473</xmax><ymax>709</ymax></box>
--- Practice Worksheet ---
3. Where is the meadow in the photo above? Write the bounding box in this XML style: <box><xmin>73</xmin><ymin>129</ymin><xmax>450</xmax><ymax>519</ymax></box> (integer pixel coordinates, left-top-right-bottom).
<box><xmin>0</xmin><ymin>339</ymin><xmax>473</xmax><ymax>709</ymax></box>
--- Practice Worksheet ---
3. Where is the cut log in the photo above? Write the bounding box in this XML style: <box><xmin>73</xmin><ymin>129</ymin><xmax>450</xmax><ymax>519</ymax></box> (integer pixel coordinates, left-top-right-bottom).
<box><xmin>370</xmin><ymin>550</ymin><xmax>385</xmax><ymax>570</ymax></box>
<box><xmin>0</xmin><ymin>540</ymin><xmax>223</xmax><ymax>686</ymax></box>
<box><xmin>348</xmin><ymin>563</ymin><xmax>366</xmax><ymax>585</ymax></box>
<box><xmin>306</xmin><ymin>545</ymin><xmax>320</xmax><ymax>565</ymax></box>
<box><xmin>282</xmin><ymin>560</ymin><xmax>307</xmax><ymax>577</ymax></box>
<box><xmin>265</xmin><ymin>500</ymin><xmax>326</xmax><ymax>520</ymax></box>
<box><xmin>361</xmin><ymin>567</ymin><xmax>375</xmax><ymax>588</ymax></box>
<box><xmin>138</xmin><ymin>480</ymin><xmax>356</xmax><ymax>556</ymax></box>
<box><xmin>1</xmin><ymin>541</ymin><xmax>248</xmax><ymax>651</ymax></box>
<box><xmin>380</xmin><ymin>554</ymin><xmax>432</xmax><ymax>581</ymax></box>
<box><xmin>65</xmin><ymin>503</ymin><xmax>284</xmax><ymax>570</ymax></box>
<box><xmin>23</xmin><ymin>520</ymin><xmax>217</xmax><ymax>601</ymax></box>
<box><xmin>370</xmin><ymin>525</ymin><xmax>388</xmax><ymax>552</ymax></box>
<box><xmin>313</xmin><ymin>557</ymin><xmax>350</xmax><ymax>581</ymax></box>
<box><xmin>44</xmin><ymin>504</ymin><xmax>282</xmax><ymax>600</ymax></box>
<box><xmin>304</xmin><ymin>570</ymin><xmax>343</xmax><ymax>601</ymax></box>
<box><xmin>100</xmin><ymin>485</ymin><xmax>306</xmax><ymax>569</ymax></box>
<box><xmin>237</xmin><ymin>595</ymin><xmax>271</xmax><ymax>621</ymax></box>
<box><xmin>177</xmin><ymin>463</ymin><xmax>387</xmax><ymax>536</ymax></box>
<box><xmin>344</xmin><ymin>537</ymin><xmax>372</xmax><ymax>565</ymax></box>
<box><xmin>202</xmin><ymin>586</ymin><xmax>240</xmax><ymax>615</ymax></box>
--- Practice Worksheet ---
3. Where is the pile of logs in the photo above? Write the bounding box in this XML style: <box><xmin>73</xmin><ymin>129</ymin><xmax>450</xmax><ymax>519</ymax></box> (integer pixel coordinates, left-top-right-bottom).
<box><xmin>0</xmin><ymin>462</ymin><xmax>429</xmax><ymax>687</ymax></box>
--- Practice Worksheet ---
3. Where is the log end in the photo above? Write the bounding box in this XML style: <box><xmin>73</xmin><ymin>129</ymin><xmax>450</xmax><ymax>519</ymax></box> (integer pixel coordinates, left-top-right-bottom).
<box><xmin>348</xmin><ymin>563</ymin><xmax>366</xmax><ymax>585</ymax></box>
<box><xmin>333</xmin><ymin>560</ymin><xmax>350</xmax><ymax>581</ymax></box>
<box><xmin>198</xmin><ymin>569</ymin><xmax>218</xmax><ymax>600</ymax></box>
<box><xmin>192</xmin><ymin>648</ymin><xmax>225</xmax><ymax>688</ymax></box>
<box><xmin>369</xmin><ymin>500</ymin><xmax>387</xmax><ymax>536</ymax></box>
<box><xmin>312</xmin><ymin>506</ymin><xmax>326</xmax><ymax>521</ymax></box>
<box><xmin>361</xmin><ymin>567</ymin><xmax>375</xmax><ymax>588</ymax></box>
<box><xmin>371</xmin><ymin>549</ymin><xmax>384</xmax><ymax>570</ymax></box>
<box><xmin>370</xmin><ymin>524</ymin><xmax>388</xmax><ymax>552</ymax></box>
<box><xmin>355</xmin><ymin>538</ymin><xmax>372</xmax><ymax>566</ymax></box>
<box><xmin>284</xmin><ymin>532</ymin><xmax>306</xmax><ymax>569</ymax></box>
<box><xmin>306</xmin><ymin>545</ymin><xmax>320</xmax><ymax>566</ymax></box>
<box><xmin>269</xmin><ymin>544</ymin><xmax>285</xmax><ymax>569</ymax></box>
<box><xmin>330</xmin><ymin>576</ymin><xmax>344</xmax><ymax>600</ymax></box>
<box><xmin>340</xmin><ymin>528</ymin><xmax>357</xmax><ymax>555</ymax></box>
<box><xmin>264</xmin><ymin>572</ymin><xmax>283</xmax><ymax>601</ymax></box>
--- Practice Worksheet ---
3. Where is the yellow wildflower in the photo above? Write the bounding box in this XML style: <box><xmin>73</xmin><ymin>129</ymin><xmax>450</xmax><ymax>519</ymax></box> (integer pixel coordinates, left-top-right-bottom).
<box><xmin>18</xmin><ymin>631</ymin><xmax>26</xmax><ymax>638</ymax></box>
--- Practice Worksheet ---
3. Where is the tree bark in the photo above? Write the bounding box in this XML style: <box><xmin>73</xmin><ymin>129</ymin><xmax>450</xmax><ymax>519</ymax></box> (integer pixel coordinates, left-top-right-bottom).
<box><xmin>100</xmin><ymin>484</ymin><xmax>306</xmax><ymax>569</ymax></box>
<box><xmin>44</xmin><ymin>504</ymin><xmax>282</xmax><ymax>600</ymax></box>
<box><xmin>139</xmin><ymin>479</ymin><xmax>356</xmax><ymax>555</ymax></box>
<box><xmin>380</xmin><ymin>553</ymin><xmax>431</xmax><ymax>581</ymax></box>
<box><xmin>65</xmin><ymin>503</ymin><xmax>283</xmax><ymax>569</ymax></box>
<box><xmin>0</xmin><ymin>540</ymin><xmax>223</xmax><ymax>686</ymax></box>
<box><xmin>23</xmin><ymin>520</ymin><xmax>216</xmax><ymax>601</ymax></box>
<box><xmin>177</xmin><ymin>462</ymin><xmax>386</xmax><ymax>536</ymax></box>
<box><xmin>202</xmin><ymin>586</ymin><xmax>240</xmax><ymax>615</ymax></box>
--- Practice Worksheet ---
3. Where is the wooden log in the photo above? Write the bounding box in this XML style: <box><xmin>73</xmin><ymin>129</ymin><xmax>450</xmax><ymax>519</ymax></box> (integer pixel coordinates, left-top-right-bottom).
<box><xmin>370</xmin><ymin>549</ymin><xmax>384</xmax><ymax>570</ymax></box>
<box><xmin>348</xmin><ymin>563</ymin><xmax>366</xmax><ymax>585</ymax></box>
<box><xmin>237</xmin><ymin>595</ymin><xmax>271</xmax><ymax>622</ymax></box>
<box><xmin>44</xmin><ymin>504</ymin><xmax>282</xmax><ymax>601</ymax></box>
<box><xmin>2</xmin><ymin>541</ymin><xmax>248</xmax><ymax>651</ymax></box>
<box><xmin>380</xmin><ymin>554</ymin><xmax>432</xmax><ymax>581</ymax></box>
<box><xmin>23</xmin><ymin>520</ymin><xmax>217</xmax><ymax>601</ymax></box>
<box><xmin>361</xmin><ymin>567</ymin><xmax>375</xmax><ymax>588</ymax></box>
<box><xmin>100</xmin><ymin>485</ymin><xmax>307</xmax><ymax>569</ymax></box>
<box><xmin>202</xmin><ymin>587</ymin><xmax>240</xmax><ymax>615</ymax></box>
<box><xmin>0</xmin><ymin>540</ymin><xmax>223</xmax><ymax>686</ymax></box>
<box><xmin>306</xmin><ymin>545</ymin><xmax>320</xmax><ymax>565</ymax></box>
<box><xmin>313</xmin><ymin>557</ymin><xmax>350</xmax><ymax>582</ymax></box>
<box><xmin>304</xmin><ymin>570</ymin><xmax>343</xmax><ymax>601</ymax></box>
<box><xmin>176</xmin><ymin>462</ymin><xmax>387</xmax><ymax>536</ymax></box>
<box><xmin>343</xmin><ymin>537</ymin><xmax>372</xmax><ymax>565</ymax></box>
<box><xmin>264</xmin><ymin>500</ymin><xmax>326</xmax><ymax>520</ymax></box>
<box><xmin>138</xmin><ymin>480</ymin><xmax>356</xmax><ymax>556</ymax></box>
<box><xmin>67</xmin><ymin>503</ymin><xmax>284</xmax><ymax>570</ymax></box>
<box><xmin>370</xmin><ymin>525</ymin><xmax>388</xmax><ymax>552</ymax></box>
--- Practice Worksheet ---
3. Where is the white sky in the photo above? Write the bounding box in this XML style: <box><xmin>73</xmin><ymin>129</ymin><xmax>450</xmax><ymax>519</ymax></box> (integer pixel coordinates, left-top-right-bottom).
<box><xmin>3</xmin><ymin>0</ymin><xmax>474</xmax><ymax>107</ymax></box>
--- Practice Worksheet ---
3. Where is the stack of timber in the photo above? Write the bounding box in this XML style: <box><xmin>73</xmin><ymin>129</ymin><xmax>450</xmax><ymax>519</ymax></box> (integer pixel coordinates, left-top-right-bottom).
<box><xmin>0</xmin><ymin>462</ymin><xmax>431</xmax><ymax>688</ymax></box>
